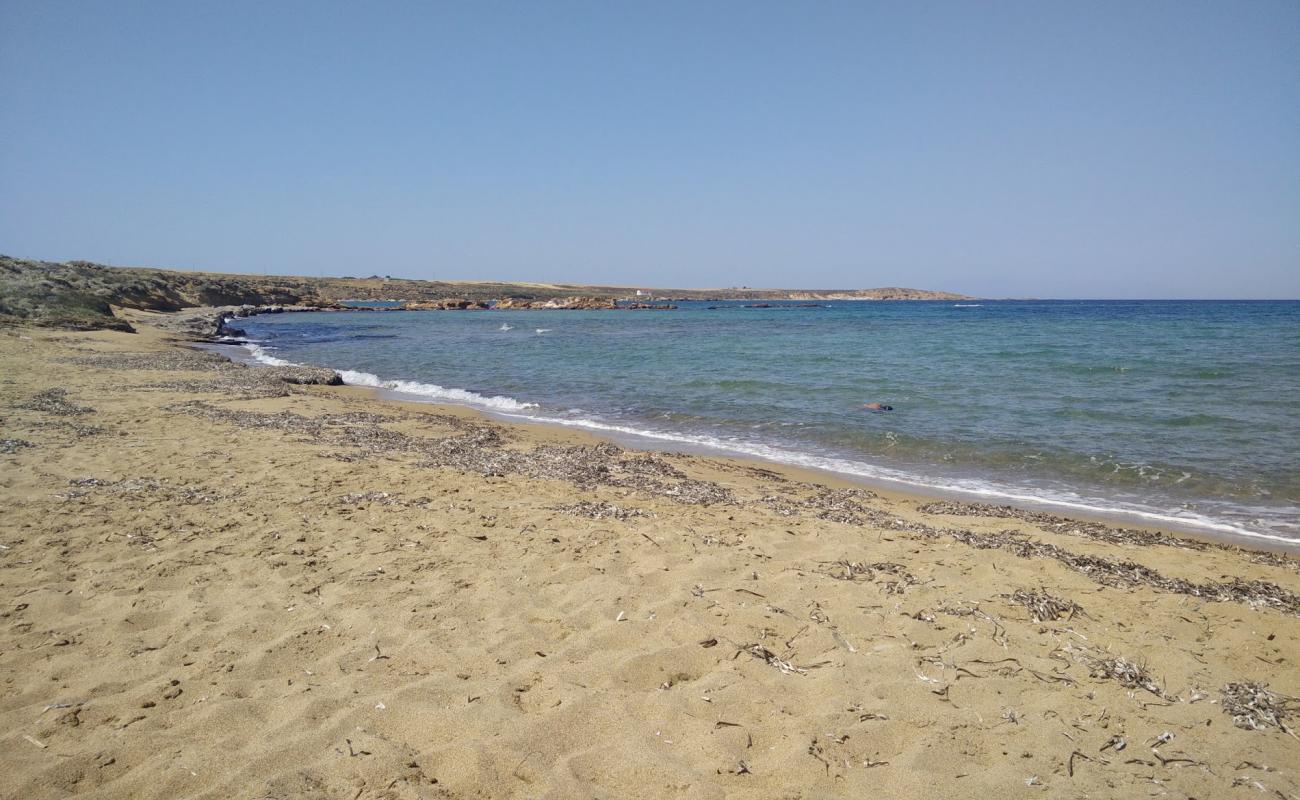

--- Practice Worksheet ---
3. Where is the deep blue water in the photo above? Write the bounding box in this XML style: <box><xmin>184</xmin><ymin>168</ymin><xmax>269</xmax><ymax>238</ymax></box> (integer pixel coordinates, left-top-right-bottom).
<box><xmin>230</xmin><ymin>300</ymin><xmax>1300</xmax><ymax>546</ymax></box>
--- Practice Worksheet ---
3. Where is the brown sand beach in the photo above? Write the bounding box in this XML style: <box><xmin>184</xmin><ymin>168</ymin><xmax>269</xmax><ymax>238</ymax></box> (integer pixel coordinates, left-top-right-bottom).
<box><xmin>1</xmin><ymin>318</ymin><xmax>1298</xmax><ymax>799</ymax></box>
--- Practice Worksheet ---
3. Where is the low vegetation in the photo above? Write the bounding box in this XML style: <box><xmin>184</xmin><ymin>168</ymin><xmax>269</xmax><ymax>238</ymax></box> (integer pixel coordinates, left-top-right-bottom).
<box><xmin>0</xmin><ymin>254</ymin><xmax>973</xmax><ymax>332</ymax></box>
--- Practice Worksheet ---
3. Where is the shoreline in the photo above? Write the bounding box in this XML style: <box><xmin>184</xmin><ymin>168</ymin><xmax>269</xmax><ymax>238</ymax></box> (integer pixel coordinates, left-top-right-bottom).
<box><xmin>3</xmin><ymin>320</ymin><xmax>1299</xmax><ymax>798</ymax></box>
<box><xmin>203</xmin><ymin>320</ymin><xmax>1297</xmax><ymax>554</ymax></box>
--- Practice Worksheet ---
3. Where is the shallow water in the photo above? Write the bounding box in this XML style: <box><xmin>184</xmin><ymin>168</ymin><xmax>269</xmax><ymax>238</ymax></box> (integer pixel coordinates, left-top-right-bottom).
<box><xmin>231</xmin><ymin>300</ymin><xmax>1300</xmax><ymax>545</ymax></box>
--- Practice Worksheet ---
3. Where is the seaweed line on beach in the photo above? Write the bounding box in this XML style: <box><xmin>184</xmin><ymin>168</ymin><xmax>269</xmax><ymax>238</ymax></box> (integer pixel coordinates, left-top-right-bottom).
<box><xmin>16</xmin><ymin>388</ymin><xmax>95</xmax><ymax>416</ymax></box>
<box><xmin>57</xmin><ymin>476</ymin><xmax>229</xmax><ymax>504</ymax></box>
<box><xmin>162</xmin><ymin>396</ymin><xmax>1300</xmax><ymax>615</ymax></box>
<box><xmin>169</xmin><ymin>401</ymin><xmax>736</xmax><ymax>506</ymax></box>
<box><xmin>824</xmin><ymin>506</ymin><xmax>1300</xmax><ymax>615</ymax></box>
<box><xmin>112</xmin><ymin>344</ymin><xmax>1298</xmax><ymax>616</ymax></box>
<box><xmin>918</xmin><ymin>500</ymin><xmax>1297</xmax><ymax>571</ymax></box>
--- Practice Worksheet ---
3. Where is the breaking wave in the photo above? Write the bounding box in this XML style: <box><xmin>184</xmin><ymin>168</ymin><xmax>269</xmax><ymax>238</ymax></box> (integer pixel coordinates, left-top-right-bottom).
<box><xmin>336</xmin><ymin>369</ymin><xmax>538</xmax><ymax>412</ymax></box>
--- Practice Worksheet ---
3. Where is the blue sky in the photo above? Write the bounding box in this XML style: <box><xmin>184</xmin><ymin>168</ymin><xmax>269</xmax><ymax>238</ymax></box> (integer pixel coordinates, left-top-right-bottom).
<box><xmin>1</xmin><ymin>1</ymin><xmax>1296</xmax><ymax>297</ymax></box>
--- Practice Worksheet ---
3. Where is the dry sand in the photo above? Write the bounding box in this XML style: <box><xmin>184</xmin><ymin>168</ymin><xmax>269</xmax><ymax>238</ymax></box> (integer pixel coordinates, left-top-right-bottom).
<box><xmin>1</xmin><ymin>322</ymin><xmax>1298</xmax><ymax>799</ymax></box>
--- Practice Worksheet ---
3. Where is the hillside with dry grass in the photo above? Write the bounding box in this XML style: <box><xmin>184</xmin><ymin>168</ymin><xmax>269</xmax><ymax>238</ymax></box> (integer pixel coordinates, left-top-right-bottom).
<box><xmin>0</xmin><ymin>255</ymin><xmax>974</xmax><ymax>331</ymax></box>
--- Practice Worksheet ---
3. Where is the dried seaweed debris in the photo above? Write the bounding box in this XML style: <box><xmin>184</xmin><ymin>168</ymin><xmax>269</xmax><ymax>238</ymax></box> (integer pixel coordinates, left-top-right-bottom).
<box><xmin>1221</xmin><ymin>682</ymin><xmax>1298</xmax><ymax>737</ymax></box>
<box><xmin>1006</xmin><ymin>588</ymin><xmax>1085</xmax><ymax>622</ymax></box>
<box><xmin>551</xmin><ymin>501</ymin><xmax>652</xmax><ymax>520</ymax></box>
<box><xmin>17</xmin><ymin>388</ymin><xmax>93</xmax><ymax>416</ymax></box>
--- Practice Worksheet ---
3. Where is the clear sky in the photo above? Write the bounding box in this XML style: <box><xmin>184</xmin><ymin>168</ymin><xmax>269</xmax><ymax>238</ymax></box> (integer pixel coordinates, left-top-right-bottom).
<box><xmin>2</xmin><ymin>1</ymin><xmax>1297</xmax><ymax>297</ymax></box>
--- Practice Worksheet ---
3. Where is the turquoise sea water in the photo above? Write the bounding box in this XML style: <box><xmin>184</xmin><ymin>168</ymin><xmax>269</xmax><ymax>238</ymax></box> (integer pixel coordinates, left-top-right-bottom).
<box><xmin>229</xmin><ymin>300</ymin><xmax>1300</xmax><ymax>546</ymax></box>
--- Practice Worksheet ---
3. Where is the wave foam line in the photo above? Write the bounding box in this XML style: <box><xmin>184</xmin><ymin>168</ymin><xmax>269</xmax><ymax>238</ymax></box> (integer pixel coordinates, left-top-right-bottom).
<box><xmin>243</xmin><ymin>343</ymin><xmax>296</xmax><ymax>367</ymax></box>
<box><xmin>232</xmin><ymin>345</ymin><xmax>1295</xmax><ymax>548</ymax></box>
<box><xmin>494</xmin><ymin>412</ymin><xmax>1298</xmax><ymax>547</ymax></box>
<box><xmin>338</xmin><ymin>369</ymin><xmax>538</xmax><ymax>412</ymax></box>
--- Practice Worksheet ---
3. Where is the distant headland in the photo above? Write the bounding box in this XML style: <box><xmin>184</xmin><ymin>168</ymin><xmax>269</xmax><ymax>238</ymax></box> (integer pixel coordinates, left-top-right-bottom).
<box><xmin>0</xmin><ymin>255</ymin><xmax>975</xmax><ymax>332</ymax></box>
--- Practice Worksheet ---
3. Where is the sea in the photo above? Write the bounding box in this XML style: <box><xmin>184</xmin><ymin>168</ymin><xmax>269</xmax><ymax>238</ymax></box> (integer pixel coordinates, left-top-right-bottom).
<box><xmin>220</xmin><ymin>300</ymin><xmax>1300</xmax><ymax>549</ymax></box>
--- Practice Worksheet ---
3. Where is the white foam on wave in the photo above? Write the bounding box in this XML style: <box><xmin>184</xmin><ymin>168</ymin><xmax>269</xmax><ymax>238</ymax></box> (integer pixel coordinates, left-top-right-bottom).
<box><xmin>243</xmin><ymin>343</ymin><xmax>296</xmax><ymax>367</ymax></box>
<box><xmin>953</xmin><ymin>304</ymin><xmax>983</xmax><ymax>308</ymax></box>
<box><xmin>337</xmin><ymin>369</ymin><xmax>538</xmax><ymax>412</ymax></box>
<box><xmin>535</xmin><ymin>328</ymin><xmax>552</xmax><ymax>335</ymax></box>
<box><xmin>499</xmin><ymin>323</ymin><xmax>514</xmax><ymax>331</ymax></box>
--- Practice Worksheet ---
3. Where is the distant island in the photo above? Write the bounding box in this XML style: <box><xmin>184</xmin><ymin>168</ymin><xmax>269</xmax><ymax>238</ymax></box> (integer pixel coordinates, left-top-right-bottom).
<box><xmin>0</xmin><ymin>255</ymin><xmax>975</xmax><ymax>332</ymax></box>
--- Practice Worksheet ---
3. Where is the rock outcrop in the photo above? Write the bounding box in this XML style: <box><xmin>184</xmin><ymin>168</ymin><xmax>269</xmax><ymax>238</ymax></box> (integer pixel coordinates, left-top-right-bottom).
<box><xmin>260</xmin><ymin>365</ymin><xmax>344</xmax><ymax>386</ymax></box>
<box><xmin>403</xmin><ymin>298</ymin><xmax>490</xmax><ymax>310</ymax></box>
<box><xmin>493</xmin><ymin>296</ymin><xmax>618</xmax><ymax>310</ymax></box>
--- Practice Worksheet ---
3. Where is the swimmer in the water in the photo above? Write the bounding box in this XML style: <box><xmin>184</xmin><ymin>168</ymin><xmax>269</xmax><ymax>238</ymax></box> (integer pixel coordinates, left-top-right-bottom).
<box><xmin>862</xmin><ymin>402</ymin><xmax>893</xmax><ymax>412</ymax></box>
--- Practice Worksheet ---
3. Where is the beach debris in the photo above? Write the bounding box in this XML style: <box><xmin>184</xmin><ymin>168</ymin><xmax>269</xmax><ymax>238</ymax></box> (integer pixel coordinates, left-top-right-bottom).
<box><xmin>0</xmin><ymin>438</ymin><xmax>34</xmax><ymax>454</ymax></box>
<box><xmin>173</xmin><ymin>401</ymin><xmax>737</xmax><ymax>506</ymax></box>
<box><xmin>63</xmin><ymin>349</ymin><xmax>233</xmax><ymax>373</ymax></box>
<box><xmin>58</xmin><ymin>476</ymin><xmax>224</xmax><ymax>504</ymax></box>
<box><xmin>757</xmin><ymin>495</ymin><xmax>801</xmax><ymax>517</ymax></box>
<box><xmin>1220</xmin><ymin>682</ymin><xmax>1298</xmax><ymax>736</ymax></box>
<box><xmin>1100</xmin><ymin>735</ymin><xmax>1126</xmax><ymax>752</ymax></box>
<box><xmin>758</xmin><ymin>487</ymin><xmax>882</xmax><ymax>525</ymax></box>
<box><xmin>916</xmin><ymin>500</ymin><xmax>1206</xmax><ymax>550</ymax></box>
<box><xmin>965</xmin><ymin>656</ymin><xmax>1073</xmax><ymax>686</ymax></box>
<box><xmin>807</xmin><ymin>737</ymin><xmax>831</xmax><ymax>772</ymax></box>
<box><xmin>337</xmin><ymin>491</ymin><xmax>410</xmax><ymax>507</ymax></box>
<box><xmin>1006</xmin><ymin>589</ymin><xmax>1085</xmax><ymax>622</ymax></box>
<box><xmin>23</xmin><ymin>735</ymin><xmax>47</xmax><ymax>749</ymax></box>
<box><xmin>818</xmin><ymin>560</ymin><xmax>917</xmax><ymax>594</ymax></box>
<box><xmin>737</xmin><ymin>643</ymin><xmax>806</xmax><ymax>675</ymax></box>
<box><xmin>66</xmin><ymin>348</ymin><xmax>339</xmax><ymax>389</ymax></box>
<box><xmin>345</xmin><ymin>738</ymin><xmax>371</xmax><ymax>757</ymax></box>
<box><xmin>1067</xmin><ymin>750</ymin><xmax>1103</xmax><ymax>778</ymax></box>
<box><xmin>915</xmin><ymin>500</ymin><xmax>1300</xmax><ymax>574</ymax></box>
<box><xmin>1148</xmin><ymin>731</ymin><xmax>1173</xmax><ymax>746</ymax></box>
<box><xmin>550</xmin><ymin>501</ymin><xmax>651</xmax><ymax>520</ymax></box>
<box><xmin>869</xmin><ymin>517</ymin><xmax>1300</xmax><ymax>615</ymax></box>
<box><xmin>616</xmin><ymin>611</ymin><xmax>626</xmax><ymax>622</ymax></box>
<box><xmin>1082</xmin><ymin>652</ymin><xmax>1171</xmax><ymax>700</ymax></box>
<box><xmin>17</xmin><ymin>388</ymin><xmax>93</xmax><ymax>416</ymax></box>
